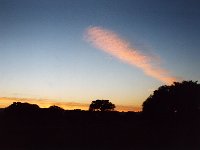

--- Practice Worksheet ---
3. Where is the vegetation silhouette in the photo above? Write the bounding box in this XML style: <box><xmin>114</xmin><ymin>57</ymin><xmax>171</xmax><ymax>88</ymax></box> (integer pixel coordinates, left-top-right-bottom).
<box><xmin>0</xmin><ymin>81</ymin><xmax>199</xmax><ymax>150</ymax></box>
<box><xmin>89</xmin><ymin>99</ymin><xmax>115</xmax><ymax>111</ymax></box>
<box><xmin>143</xmin><ymin>80</ymin><xmax>200</xmax><ymax>116</ymax></box>
<box><xmin>5</xmin><ymin>102</ymin><xmax>40</xmax><ymax>116</ymax></box>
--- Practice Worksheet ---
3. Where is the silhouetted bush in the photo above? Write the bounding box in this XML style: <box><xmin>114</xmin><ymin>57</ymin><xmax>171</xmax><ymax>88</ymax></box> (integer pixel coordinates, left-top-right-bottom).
<box><xmin>49</xmin><ymin>105</ymin><xmax>64</xmax><ymax>111</ymax></box>
<box><xmin>48</xmin><ymin>105</ymin><xmax>65</xmax><ymax>117</ymax></box>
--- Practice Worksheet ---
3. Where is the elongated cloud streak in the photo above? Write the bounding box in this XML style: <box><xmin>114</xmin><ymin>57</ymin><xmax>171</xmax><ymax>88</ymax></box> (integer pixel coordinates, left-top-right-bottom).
<box><xmin>85</xmin><ymin>26</ymin><xmax>176</xmax><ymax>84</ymax></box>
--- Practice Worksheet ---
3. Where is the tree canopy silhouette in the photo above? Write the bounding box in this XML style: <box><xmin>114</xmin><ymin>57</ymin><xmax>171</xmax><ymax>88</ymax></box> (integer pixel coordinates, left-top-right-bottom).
<box><xmin>142</xmin><ymin>81</ymin><xmax>200</xmax><ymax>115</ymax></box>
<box><xmin>89</xmin><ymin>100</ymin><xmax>115</xmax><ymax>111</ymax></box>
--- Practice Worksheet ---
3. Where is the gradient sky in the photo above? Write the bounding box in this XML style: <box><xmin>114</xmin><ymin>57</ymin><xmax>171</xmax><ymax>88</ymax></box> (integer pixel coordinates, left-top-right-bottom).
<box><xmin>0</xmin><ymin>0</ymin><xmax>200</xmax><ymax>110</ymax></box>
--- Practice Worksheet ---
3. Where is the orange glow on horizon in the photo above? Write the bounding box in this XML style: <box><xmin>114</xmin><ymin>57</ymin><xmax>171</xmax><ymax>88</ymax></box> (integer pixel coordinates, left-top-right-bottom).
<box><xmin>0</xmin><ymin>97</ymin><xmax>140</xmax><ymax>112</ymax></box>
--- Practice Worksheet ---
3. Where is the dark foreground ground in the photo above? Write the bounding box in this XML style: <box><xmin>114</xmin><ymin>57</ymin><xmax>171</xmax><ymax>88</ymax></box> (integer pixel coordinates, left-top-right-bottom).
<box><xmin>0</xmin><ymin>109</ymin><xmax>199</xmax><ymax>150</ymax></box>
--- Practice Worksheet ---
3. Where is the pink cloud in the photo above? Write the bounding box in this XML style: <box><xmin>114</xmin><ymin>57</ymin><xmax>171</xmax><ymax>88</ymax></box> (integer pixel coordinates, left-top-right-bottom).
<box><xmin>85</xmin><ymin>26</ymin><xmax>176</xmax><ymax>84</ymax></box>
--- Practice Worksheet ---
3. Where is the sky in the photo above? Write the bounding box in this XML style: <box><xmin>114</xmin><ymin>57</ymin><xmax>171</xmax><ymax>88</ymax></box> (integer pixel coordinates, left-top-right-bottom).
<box><xmin>0</xmin><ymin>0</ymin><xmax>200</xmax><ymax>111</ymax></box>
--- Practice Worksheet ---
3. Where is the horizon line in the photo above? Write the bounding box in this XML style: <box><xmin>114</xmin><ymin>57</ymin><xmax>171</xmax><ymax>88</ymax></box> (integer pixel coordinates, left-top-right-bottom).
<box><xmin>0</xmin><ymin>97</ymin><xmax>141</xmax><ymax>112</ymax></box>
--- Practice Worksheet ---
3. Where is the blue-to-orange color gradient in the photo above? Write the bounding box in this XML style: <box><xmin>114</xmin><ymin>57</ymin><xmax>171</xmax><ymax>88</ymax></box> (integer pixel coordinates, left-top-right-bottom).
<box><xmin>0</xmin><ymin>0</ymin><xmax>200</xmax><ymax>111</ymax></box>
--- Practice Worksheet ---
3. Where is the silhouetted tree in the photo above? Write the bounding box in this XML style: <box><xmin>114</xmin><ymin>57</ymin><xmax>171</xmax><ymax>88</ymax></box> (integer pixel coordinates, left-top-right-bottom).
<box><xmin>142</xmin><ymin>81</ymin><xmax>200</xmax><ymax>115</ymax></box>
<box><xmin>89</xmin><ymin>100</ymin><xmax>115</xmax><ymax>111</ymax></box>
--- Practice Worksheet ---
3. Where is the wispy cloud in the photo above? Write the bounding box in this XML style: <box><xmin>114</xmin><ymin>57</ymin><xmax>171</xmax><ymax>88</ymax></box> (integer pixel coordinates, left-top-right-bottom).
<box><xmin>85</xmin><ymin>26</ymin><xmax>177</xmax><ymax>84</ymax></box>
<box><xmin>0</xmin><ymin>97</ymin><xmax>139</xmax><ymax>112</ymax></box>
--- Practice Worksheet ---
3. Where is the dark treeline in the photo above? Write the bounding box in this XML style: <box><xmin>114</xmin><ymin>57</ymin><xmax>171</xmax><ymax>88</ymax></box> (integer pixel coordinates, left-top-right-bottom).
<box><xmin>0</xmin><ymin>81</ymin><xmax>200</xmax><ymax>150</ymax></box>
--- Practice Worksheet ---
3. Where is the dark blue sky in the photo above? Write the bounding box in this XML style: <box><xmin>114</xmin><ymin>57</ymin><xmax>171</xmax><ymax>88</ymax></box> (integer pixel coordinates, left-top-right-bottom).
<box><xmin>0</xmin><ymin>0</ymin><xmax>200</xmax><ymax>108</ymax></box>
